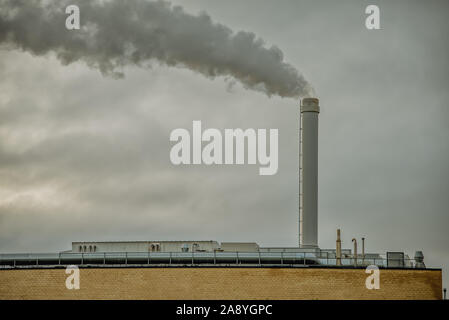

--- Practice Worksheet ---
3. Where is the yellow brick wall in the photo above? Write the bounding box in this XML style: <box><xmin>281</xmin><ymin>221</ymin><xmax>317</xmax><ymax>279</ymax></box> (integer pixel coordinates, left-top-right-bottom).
<box><xmin>0</xmin><ymin>267</ymin><xmax>442</xmax><ymax>300</ymax></box>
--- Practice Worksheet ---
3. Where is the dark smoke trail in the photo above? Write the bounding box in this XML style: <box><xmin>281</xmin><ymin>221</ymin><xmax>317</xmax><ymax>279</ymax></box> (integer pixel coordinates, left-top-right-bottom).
<box><xmin>0</xmin><ymin>0</ymin><xmax>314</xmax><ymax>98</ymax></box>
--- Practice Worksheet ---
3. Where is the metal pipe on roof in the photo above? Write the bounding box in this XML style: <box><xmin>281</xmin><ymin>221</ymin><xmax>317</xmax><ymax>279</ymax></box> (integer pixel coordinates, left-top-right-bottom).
<box><xmin>362</xmin><ymin>237</ymin><xmax>365</xmax><ymax>265</ymax></box>
<box><xmin>336</xmin><ymin>229</ymin><xmax>342</xmax><ymax>266</ymax></box>
<box><xmin>352</xmin><ymin>238</ymin><xmax>358</xmax><ymax>267</ymax></box>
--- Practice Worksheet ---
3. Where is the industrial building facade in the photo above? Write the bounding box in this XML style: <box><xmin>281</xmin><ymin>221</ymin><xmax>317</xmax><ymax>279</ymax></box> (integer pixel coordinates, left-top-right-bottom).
<box><xmin>0</xmin><ymin>267</ymin><xmax>442</xmax><ymax>300</ymax></box>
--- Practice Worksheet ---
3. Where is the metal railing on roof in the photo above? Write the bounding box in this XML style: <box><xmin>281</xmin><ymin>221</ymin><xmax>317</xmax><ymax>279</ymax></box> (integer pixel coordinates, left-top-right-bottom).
<box><xmin>0</xmin><ymin>252</ymin><xmax>418</xmax><ymax>268</ymax></box>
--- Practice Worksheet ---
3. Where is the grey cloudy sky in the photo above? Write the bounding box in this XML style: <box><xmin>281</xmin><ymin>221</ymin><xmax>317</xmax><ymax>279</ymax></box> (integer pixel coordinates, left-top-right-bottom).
<box><xmin>0</xmin><ymin>0</ymin><xmax>448</xmax><ymax>289</ymax></box>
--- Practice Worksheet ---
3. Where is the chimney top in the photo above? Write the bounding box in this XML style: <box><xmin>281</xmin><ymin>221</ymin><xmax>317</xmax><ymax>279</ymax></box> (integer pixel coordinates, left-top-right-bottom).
<box><xmin>301</xmin><ymin>98</ymin><xmax>320</xmax><ymax>113</ymax></box>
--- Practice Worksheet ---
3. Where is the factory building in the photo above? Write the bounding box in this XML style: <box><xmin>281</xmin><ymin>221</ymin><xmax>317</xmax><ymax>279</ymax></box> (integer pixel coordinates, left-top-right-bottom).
<box><xmin>0</xmin><ymin>98</ymin><xmax>443</xmax><ymax>300</ymax></box>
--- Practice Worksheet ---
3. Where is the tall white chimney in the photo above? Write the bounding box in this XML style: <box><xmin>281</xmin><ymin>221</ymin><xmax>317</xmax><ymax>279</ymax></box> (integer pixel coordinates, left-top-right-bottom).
<box><xmin>299</xmin><ymin>97</ymin><xmax>319</xmax><ymax>248</ymax></box>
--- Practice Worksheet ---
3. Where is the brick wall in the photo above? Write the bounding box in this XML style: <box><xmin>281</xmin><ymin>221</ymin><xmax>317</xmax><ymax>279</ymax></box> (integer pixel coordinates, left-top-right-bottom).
<box><xmin>0</xmin><ymin>267</ymin><xmax>442</xmax><ymax>300</ymax></box>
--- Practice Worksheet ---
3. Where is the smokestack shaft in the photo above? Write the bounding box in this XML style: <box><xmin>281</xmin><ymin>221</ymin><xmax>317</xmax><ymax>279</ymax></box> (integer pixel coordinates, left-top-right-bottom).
<box><xmin>299</xmin><ymin>98</ymin><xmax>319</xmax><ymax>248</ymax></box>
